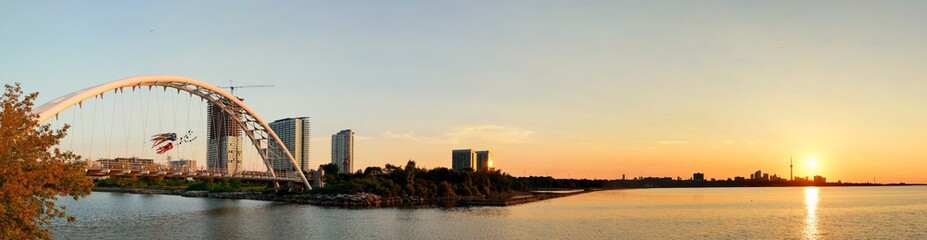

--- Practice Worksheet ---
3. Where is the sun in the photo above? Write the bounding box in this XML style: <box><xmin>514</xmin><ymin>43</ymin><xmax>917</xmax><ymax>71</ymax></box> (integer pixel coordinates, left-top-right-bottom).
<box><xmin>805</xmin><ymin>158</ymin><xmax>818</xmax><ymax>170</ymax></box>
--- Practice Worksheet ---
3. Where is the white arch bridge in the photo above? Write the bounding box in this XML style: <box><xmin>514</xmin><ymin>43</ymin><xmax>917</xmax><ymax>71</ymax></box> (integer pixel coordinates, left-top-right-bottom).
<box><xmin>32</xmin><ymin>75</ymin><xmax>311</xmax><ymax>190</ymax></box>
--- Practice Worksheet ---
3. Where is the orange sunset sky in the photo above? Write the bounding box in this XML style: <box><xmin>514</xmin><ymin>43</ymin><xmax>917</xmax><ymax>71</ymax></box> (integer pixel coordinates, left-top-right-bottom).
<box><xmin>3</xmin><ymin>1</ymin><xmax>927</xmax><ymax>183</ymax></box>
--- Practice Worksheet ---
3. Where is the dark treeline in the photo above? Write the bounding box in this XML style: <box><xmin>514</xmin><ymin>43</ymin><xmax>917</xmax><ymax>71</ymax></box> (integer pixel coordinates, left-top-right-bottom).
<box><xmin>517</xmin><ymin>176</ymin><xmax>607</xmax><ymax>190</ymax></box>
<box><xmin>313</xmin><ymin>160</ymin><xmax>517</xmax><ymax>198</ymax></box>
<box><xmin>312</xmin><ymin>160</ymin><xmax>606</xmax><ymax>198</ymax></box>
<box><xmin>95</xmin><ymin>177</ymin><xmax>273</xmax><ymax>192</ymax></box>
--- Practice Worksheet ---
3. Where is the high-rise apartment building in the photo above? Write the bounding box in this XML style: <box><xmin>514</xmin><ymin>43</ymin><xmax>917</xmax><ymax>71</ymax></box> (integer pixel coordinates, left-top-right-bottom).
<box><xmin>475</xmin><ymin>150</ymin><xmax>492</xmax><ymax>171</ymax></box>
<box><xmin>206</xmin><ymin>102</ymin><xmax>242</xmax><ymax>174</ymax></box>
<box><xmin>452</xmin><ymin>149</ymin><xmax>476</xmax><ymax>171</ymax></box>
<box><xmin>331</xmin><ymin>129</ymin><xmax>354</xmax><ymax>174</ymax></box>
<box><xmin>269</xmin><ymin>117</ymin><xmax>311</xmax><ymax>174</ymax></box>
<box><xmin>453</xmin><ymin>149</ymin><xmax>493</xmax><ymax>171</ymax></box>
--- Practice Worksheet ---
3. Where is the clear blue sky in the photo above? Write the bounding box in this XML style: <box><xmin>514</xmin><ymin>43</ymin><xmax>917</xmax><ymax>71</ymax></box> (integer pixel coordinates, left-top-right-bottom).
<box><xmin>3</xmin><ymin>1</ymin><xmax>927</xmax><ymax>182</ymax></box>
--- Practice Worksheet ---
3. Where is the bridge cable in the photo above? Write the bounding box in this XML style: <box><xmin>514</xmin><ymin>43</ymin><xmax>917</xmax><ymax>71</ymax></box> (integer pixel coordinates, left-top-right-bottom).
<box><xmin>185</xmin><ymin>92</ymin><xmax>192</xmax><ymax>162</ymax></box>
<box><xmin>219</xmin><ymin>100</ymin><xmax>225</xmax><ymax>174</ymax></box>
<box><xmin>78</xmin><ymin>100</ymin><xmax>85</xmax><ymax>161</ymax></box>
<box><xmin>159</xmin><ymin>87</ymin><xmax>167</xmax><ymax>164</ymax></box>
<box><xmin>157</xmin><ymin>87</ymin><xmax>164</xmax><ymax>160</ymax></box>
<box><xmin>101</xmin><ymin>92</ymin><xmax>107</xmax><ymax>160</ymax></box>
<box><xmin>101</xmin><ymin>93</ymin><xmax>106</xmax><ymax>160</ymax></box>
<box><xmin>141</xmin><ymin>89</ymin><xmax>151</xmax><ymax>159</ymax></box>
<box><xmin>155</xmin><ymin>87</ymin><xmax>163</xmax><ymax>159</ymax></box>
<box><xmin>89</xmin><ymin>94</ymin><xmax>98</xmax><ymax>162</ymax></box>
<box><xmin>156</xmin><ymin>87</ymin><xmax>163</xmax><ymax>149</ymax></box>
<box><xmin>69</xmin><ymin>105</ymin><xmax>76</xmax><ymax>155</ymax></box>
<box><xmin>173</xmin><ymin>90</ymin><xmax>179</xmax><ymax>159</ymax></box>
<box><xmin>100</xmin><ymin>91</ymin><xmax>106</xmax><ymax>159</ymax></box>
<box><xmin>108</xmin><ymin>90</ymin><xmax>117</xmax><ymax>159</ymax></box>
<box><xmin>125</xmin><ymin>88</ymin><xmax>134</xmax><ymax>157</ymax></box>
<box><xmin>195</xmin><ymin>93</ymin><xmax>203</xmax><ymax>171</ymax></box>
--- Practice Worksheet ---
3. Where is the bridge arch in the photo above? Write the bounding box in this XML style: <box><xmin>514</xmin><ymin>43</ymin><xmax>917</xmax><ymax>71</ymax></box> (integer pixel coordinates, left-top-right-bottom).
<box><xmin>32</xmin><ymin>75</ymin><xmax>311</xmax><ymax>189</ymax></box>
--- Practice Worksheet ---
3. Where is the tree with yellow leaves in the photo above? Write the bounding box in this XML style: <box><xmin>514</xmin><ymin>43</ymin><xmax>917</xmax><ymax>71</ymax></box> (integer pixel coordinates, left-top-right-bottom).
<box><xmin>0</xmin><ymin>83</ymin><xmax>93</xmax><ymax>239</ymax></box>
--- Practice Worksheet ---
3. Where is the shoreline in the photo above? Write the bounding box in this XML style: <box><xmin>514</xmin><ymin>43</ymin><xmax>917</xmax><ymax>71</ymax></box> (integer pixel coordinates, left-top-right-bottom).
<box><xmin>91</xmin><ymin>187</ymin><xmax>593</xmax><ymax>207</ymax></box>
<box><xmin>611</xmin><ymin>183</ymin><xmax>924</xmax><ymax>189</ymax></box>
<box><xmin>603</xmin><ymin>181</ymin><xmax>922</xmax><ymax>189</ymax></box>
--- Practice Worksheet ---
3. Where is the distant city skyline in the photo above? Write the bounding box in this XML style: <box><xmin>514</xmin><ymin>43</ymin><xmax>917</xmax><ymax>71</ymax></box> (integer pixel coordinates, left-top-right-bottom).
<box><xmin>4</xmin><ymin>1</ymin><xmax>927</xmax><ymax>183</ymax></box>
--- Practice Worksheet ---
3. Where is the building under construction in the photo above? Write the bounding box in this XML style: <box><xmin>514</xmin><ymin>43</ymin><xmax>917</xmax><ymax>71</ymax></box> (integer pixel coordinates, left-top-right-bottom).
<box><xmin>207</xmin><ymin>102</ymin><xmax>242</xmax><ymax>174</ymax></box>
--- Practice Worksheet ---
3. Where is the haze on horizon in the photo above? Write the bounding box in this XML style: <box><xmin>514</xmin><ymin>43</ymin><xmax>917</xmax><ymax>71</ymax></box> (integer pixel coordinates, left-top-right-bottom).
<box><xmin>2</xmin><ymin>1</ymin><xmax>927</xmax><ymax>183</ymax></box>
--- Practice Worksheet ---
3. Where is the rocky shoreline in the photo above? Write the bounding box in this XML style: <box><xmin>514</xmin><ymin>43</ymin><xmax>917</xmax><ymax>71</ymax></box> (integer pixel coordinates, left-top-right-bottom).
<box><xmin>91</xmin><ymin>187</ymin><xmax>589</xmax><ymax>207</ymax></box>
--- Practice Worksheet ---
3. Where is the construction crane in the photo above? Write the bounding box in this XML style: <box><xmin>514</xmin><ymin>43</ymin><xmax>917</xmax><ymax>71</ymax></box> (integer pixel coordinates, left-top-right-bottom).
<box><xmin>218</xmin><ymin>80</ymin><xmax>273</xmax><ymax>96</ymax></box>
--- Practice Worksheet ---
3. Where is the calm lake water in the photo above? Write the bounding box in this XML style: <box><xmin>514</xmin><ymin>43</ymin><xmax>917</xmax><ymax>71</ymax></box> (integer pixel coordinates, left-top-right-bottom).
<box><xmin>53</xmin><ymin>186</ymin><xmax>927</xmax><ymax>239</ymax></box>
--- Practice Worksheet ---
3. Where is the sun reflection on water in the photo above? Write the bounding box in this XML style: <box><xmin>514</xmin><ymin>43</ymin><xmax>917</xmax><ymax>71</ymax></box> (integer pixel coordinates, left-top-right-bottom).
<box><xmin>804</xmin><ymin>187</ymin><xmax>819</xmax><ymax>240</ymax></box>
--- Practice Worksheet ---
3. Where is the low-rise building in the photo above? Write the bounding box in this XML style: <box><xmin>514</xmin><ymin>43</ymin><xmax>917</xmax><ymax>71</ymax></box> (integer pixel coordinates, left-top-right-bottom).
<box><xmin>813</xmin><ymin>175</ymin><xmax>826</xmax><ymax>184</ymax></box>
<box><xmin>168</xmin><ymin>159</ymin><xmax>198</xmax><ymax>172</ymax></box>
<box><xmin>311</xmin><ymin>167</ymin><xmax>325</xmax><ymax>189</ymax></box>
<box><xmin>96</xmin><ymin>157</ymin><xmax>163</xmax><ymax>171</ymax></box>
